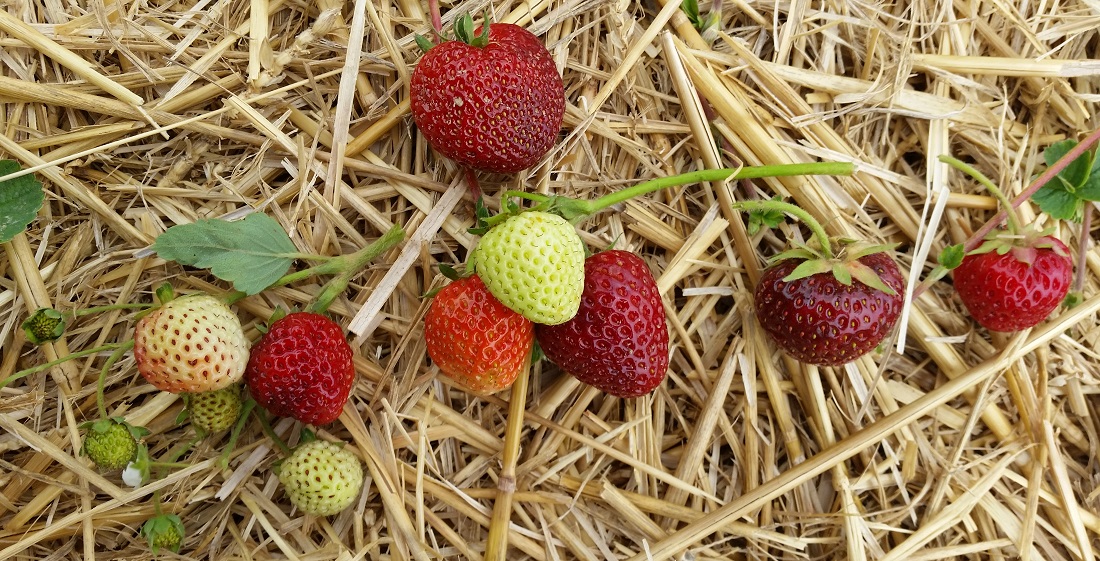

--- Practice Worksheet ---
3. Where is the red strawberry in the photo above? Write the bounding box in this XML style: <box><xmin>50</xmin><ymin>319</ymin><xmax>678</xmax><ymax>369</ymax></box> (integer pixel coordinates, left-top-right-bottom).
<box><xmin>953</xmin><ymin>235</ymin><xmax>1071</xmax><ymax>332</ymax></box>
<box><xmin>246</xmin><ymin>312</ymin><xmax>355</xmax><ymax>425</ymax></box>
<box><xmin>535</xmin><ymin>251</ymin><xmax>669</xmax><ymax>398</ymax></box>
<box><xmin>425</xmin><ymin>275</ymin><xmax>533</xmax><ymax>393</ymax></box>
<box><xmin>731</xmin><ymin>198</ymin><xmax>906</xmax><ymax>366</ymax></box>
<box><xmin>754</xmin><ymin>252</ymin><xmax>905</xmax><ymax>366</ymax></box>
<box><xmin>410</xmin><ymin>16</ymin><xmax>564</xmax><ymax>173</ymax></box>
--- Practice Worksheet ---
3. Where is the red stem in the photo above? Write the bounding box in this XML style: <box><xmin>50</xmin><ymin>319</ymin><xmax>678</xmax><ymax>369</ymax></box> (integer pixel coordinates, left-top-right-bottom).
<box><xmin>963</xmin><ymin>127</ymin><xmax>1100</xmax><ymax>252</ymax></box>
<box><xmin>428</xmin><ymin>0</ymin><xmax>443</xmax><ymax>36</ymax></box>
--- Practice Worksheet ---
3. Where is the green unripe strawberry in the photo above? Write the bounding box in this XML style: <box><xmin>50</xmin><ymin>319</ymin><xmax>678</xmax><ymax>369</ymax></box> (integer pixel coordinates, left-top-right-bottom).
<box><xmin>278</xmin><ymin>439</ymin><xmax>364</xmax><ymax>516</ymax></box>
<box><xmin>472</xmin><ymin>211</ymin><xmax>585</xmax><ymax>325</ymax></box>
<box><xmin>141</xmin><ymin>513</ymin><xmax>185</xmax><ymax>553</ymax></box>
<box><xmin>187</xmin><ymin>385</ymin><xmax>243</xmax><ymax>434</ymax></box>
<box><xmin>82</xmin><ymin>419</ymin><xmax>142</xmax><ymax>471</ymax></box>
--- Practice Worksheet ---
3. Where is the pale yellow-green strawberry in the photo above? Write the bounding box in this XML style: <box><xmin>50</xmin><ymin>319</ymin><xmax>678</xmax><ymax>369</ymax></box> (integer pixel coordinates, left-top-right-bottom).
<box><xmin>134</xmin><ymin>294</ymin><xmax>249</xmax><ymax>393</ymax></box>
<box><xmin>472</xmin><ymin>211</ymin><xmax>585</xmax><ymax>325</ymax></box>
<box><xmin>278</xmin><ymin>440</ymin><xmax>364</xmax><ymax>516</ymax></box>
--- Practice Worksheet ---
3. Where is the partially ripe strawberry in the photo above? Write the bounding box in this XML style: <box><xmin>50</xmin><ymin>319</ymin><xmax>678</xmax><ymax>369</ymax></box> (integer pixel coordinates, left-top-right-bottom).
<box><xmin>953</xmin><ymin>234</ymin><xmax>1071</xmax><ymax>332</ymax></box>
<box><xmin>425</xmin><ymin>274</ymin><xmax>533</xmax><ymax>393</ymax></box>
<box><xmin>472</xmin><ymin>211</ymin><xmax>585</xmax><ymax>325</ymax></box>
<box><xmin>187</xmin><ymin>385</ymin><xmax>243</xmax><ymax>434</ymax></box>
<box><xmin>278</xmin><ymin>439</ymin><xmax>364</xmax><ymax>516</ymax></box>
<box><xmin>410</xmin><ymin>18</ymin><xmax>564</xmax><ymax>173</ymax></box>
<box><xmin>134</xmin><ymin>294</ymin><xmax>249</xmax><ymax>393</ymax></box>
<box><xmin>536</xmin><ymin>251</ymin><xmax>669</xmax><ymax>397</ymax></box>
<box><xmin>246</xmin><ymin>312</ymin><xmax>355</xmax><ymax>426</ymax></box>
<box><xmin>755</xmin><ymin>251</ymin><xmax>905</xmax><ymax>366</ymax></box>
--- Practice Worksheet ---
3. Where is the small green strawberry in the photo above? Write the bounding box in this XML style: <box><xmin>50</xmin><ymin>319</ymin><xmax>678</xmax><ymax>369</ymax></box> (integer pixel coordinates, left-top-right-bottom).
<box><xmin>186</xmin><ymin>385</ymin><xmax>243</xmax><ymax>434</ymax></box>
<box><xmin>81</xmin><ymin>418</ymin><xmax>148</xmax><ymax>471</ymax></box>
<box><xmin>278</xmin><ymin>439</ymin><xmax>364</xmax><ymax>516</ymax></box>
<box><xmin>472</xmin><ymin>211</ymin><xmax>585</xmax><ymax>325</ymax></box>
<box><xmin>22</xmin><ymin>307</ymin><xmax>66</xmax><ymax>344</ymax></box>
<box><xmin>141</xmin><ymin>513</ymin><xmax>185</xmax><ymax>554</ymax></box>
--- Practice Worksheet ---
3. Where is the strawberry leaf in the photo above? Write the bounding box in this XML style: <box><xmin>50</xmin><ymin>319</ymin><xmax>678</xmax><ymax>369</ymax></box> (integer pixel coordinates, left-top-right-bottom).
<box><xmin>746</xmin><ymin>197</ymin><xmax>786</xmax><ymax>235</ymax></box>
<box><xmin>152</xmin><ymin>213</ymin><xmax>299</xmax><ymax>295</ymax></box>
<box><xmin>938</xmin><ymin>243</ymin><xmax>966</xmax><ymax>269</ymax></box>
<box><xmin>1032</xmin><ymin>139</ymin><xmax>1100</xmax><ymax>221</ymax></box>
<box><xmin>0</xmin><ymin>161</ymin><xmax>45</xmax><ymax>243</ymax></box>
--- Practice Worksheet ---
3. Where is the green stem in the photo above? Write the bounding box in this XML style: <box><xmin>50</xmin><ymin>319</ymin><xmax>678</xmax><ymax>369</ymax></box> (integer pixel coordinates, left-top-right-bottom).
<box><xmin>938</xmin><ymin>155</ymin><xmax>1021</xmax><ymax>234</ymax></box>
<box><xmin>70</xmin><ymin>303</ymin><xmax>154</xmax><ymax>318</ymax></box>
<box><xmin>534</xmin><ymin>162</ymin><xmax>854</xmax><ymax>223</ymax></box>
<box><xmin>225</xmin><ymin>225</ymin><xmax>405</xmax><ymax>308</ymax></box>
<box><xmin>309</xmin><ymin>224</ymin><xmax>405</xmax><ymax>313</ymax></box>
<box><xmin>730</xmin><ymin>199</ymin><xmax>835</xmax><ymax>259</ymax></box>
<box><xmin>218</xmin><ymin>398</ymin><xmax>256</xmax><ymax>470</ymax></box>
<box><xmin>253</xmin><ymin>406</ymin><xmax>292</xmax><ymax>456</ymax></box>
<box><xmin>97</xmin><ymin>344</ymin><xmax>132</xmax><ymax>419</ymax></box>
<box><xmin>1</xmin><ymin>341</ymin><xmax>131</xmax><ymax>391</ymax></box>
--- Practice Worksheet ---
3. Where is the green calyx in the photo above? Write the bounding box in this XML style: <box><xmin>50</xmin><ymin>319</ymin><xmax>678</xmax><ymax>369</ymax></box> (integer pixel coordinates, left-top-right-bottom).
<box><xmin>731</xmin><ymin>199</ymin><xmax>899</xmax><ymax>295</ymax></box>
<box><xmin>141</xmin><ymin>513</ymin><xmax>185</xmax><ymax>554</ymax></box>
<box><xmin>22</xmin><ymin>307</ymin><xmax>66</xmax><ymax>344</ymax></box>
<box><xmin>453</xmin><ymin>12</ymin><xmax>490</xmax><ymax>47</ymax></box>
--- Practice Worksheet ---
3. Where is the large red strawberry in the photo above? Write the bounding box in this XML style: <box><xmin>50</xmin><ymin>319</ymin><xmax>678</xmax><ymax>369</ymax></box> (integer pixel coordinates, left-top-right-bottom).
<box><xmin>246</xmin><ymin>312</ymin><xmax>355</xmax><ymax>425</ymax></box>
<box><xmin>535</xmin><ymin>251</ymin><xmax>669</xmax><ymax>398</ymax></box>
<box><xmin>732</xmin><ymin>199</ymin><xmax>905</xmax><ymax>366</ymax></box>
<box><xmin>410</xmin><ymin>16</ymin><xmax>564</xmax><ymax>173</ymax></box>
<box><xmin>425</xmin><ymin>274</ymin><xmax>533</xmax><ymax>393</ymax></box>
<box><xmin>953</xmin><ymin>234</ymin><xmax>1071</xmax><ymax>332</ymax></box>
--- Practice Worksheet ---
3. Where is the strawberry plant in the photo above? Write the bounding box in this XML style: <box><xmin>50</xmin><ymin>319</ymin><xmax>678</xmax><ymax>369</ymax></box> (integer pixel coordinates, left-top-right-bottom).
<box><xmin>935</xmin><ymin>155</ymin><xmax>1072</xmax><ymax>332</ymax></box>
<box><xmin>410</xmin><ymin>14</ymin><xmax>564</xmax><ymax>174</ymax></box>
<box><xmin>730</xmin><ymin>199</ymin><xmax>905</xmax><ymax>366</ymax></box>
<box><xmin>424</xmin><ymin>274</ymin><xmax>534</xmax><ymax>393</ymax></box>
<box><xmin>140</xmin><ymin>513</ymin><xmax>185</xmax><ymax>554</ymax></box>
<box><xmin>81</xmin><ymin>418</ymin><xmax>148</xmax><ymax>471</ymax></box>
<box><xmin>246</xmin><ymin>312</ymin><xmax>356</xmax><ymax>426</ymax></box>
<box><xmin>535</xmin><ymin>250</ymin><xmax>670</xmax><ymax>397</ymax></box>
<box><xmin>277</xmin><ymin>437</ymin><xmax>365</xmax><ymax>516</ymax></box>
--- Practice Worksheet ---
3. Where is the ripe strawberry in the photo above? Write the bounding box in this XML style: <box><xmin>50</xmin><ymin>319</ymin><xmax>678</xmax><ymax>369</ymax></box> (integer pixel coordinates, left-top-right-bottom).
<box><xmin>82</xmin><ymin>418</ymin><xmax>144</xmax><ymax>471</ymax></box>
<box><xmin>187</xmin><ymin>385</ymin><xmax>243</xmax><ymax>434</ymax></box>
<box><xmin>953</xmin><ymin>234</ymin><xmax>1071</xmax><ymax>332</ymax></box>
<box><xmin>535</xmin><ymin>251</ymin><xmax>669</xmax><ymax>398</ymax></box>
<box><xmin>134</xmin><ymin>294</ymin><xmax>249</xmax><ymax>394</ymax></box>
<box><xmin>425</xmin><ymin>274</ymin><xmax>533</xmax><ymax>393</ymax></box>
<box><xmin>472</xmin><ymin>211</ymin><xmax>585</xmax><ymax>325</ymax></box>
<box><xmin>755</xmin><ymin>251</ymin><xmax>905</xmax><ymax>366</ymax></box>
<box><xmin>278</xmin><ymin>439</ymin><xmax>364</xmax><ymax>516</ymax></box>
<box><xmin>246</xmin><ymin>312</ymin><xmax>355</xmax><ymax>425</ymax></box>
<box><xmin>410</xmin><ymin>16</ymin><xmax>565</xmax><ymax>173</ymax></box>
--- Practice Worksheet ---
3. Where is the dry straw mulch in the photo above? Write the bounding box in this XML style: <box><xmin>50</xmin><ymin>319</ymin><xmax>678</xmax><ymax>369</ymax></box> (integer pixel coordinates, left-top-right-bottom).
<box><xmin>2</xmin><ymin>0</ymin><xmax>1100</xmax><ymax>559</ymax></box>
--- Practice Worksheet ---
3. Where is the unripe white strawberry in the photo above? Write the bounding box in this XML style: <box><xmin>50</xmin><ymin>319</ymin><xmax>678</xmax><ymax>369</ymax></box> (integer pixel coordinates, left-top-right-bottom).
<box><xmin>278</xmin><ymin>440</ymin><xmax>364</xmax><ymax>516</ymax></box>
<box><xmin>134</xmin><ymin>294</ymin><xmax>249</xmax><ymax>393</ymax></box>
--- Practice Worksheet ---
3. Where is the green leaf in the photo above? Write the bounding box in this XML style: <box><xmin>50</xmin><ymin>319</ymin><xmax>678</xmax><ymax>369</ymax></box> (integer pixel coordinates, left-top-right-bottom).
<box><xmin>1030</xmin><ymin>181</ymin><xmax>1082</xmax><ymax>222</ymax></box>
<box><xmin>1044</xmin><ymin>139</ymin><xmax>1094</xmax><ymax>191</ymax></box>
<box><xmin>747</xmin><ymin>201</ymin><xmax>786</xmax><ymax>236</ymax></box>
<box><xmin>847</xmin><ymin>261</ymin><xmax>897</xmax><ymax>295</ymax></box>
<box><xmin>1078</xmin><ymin>148</ymin><xmax>1100</xmax><ymax>201</ymax></box>
<box><xmin>0</xmin><ymin>161</ymin><xmax>45</xmax><ymax>243</ymax></box>
<box><xmin>152</xmin><ymin>213</ymin><xmax>299</xmax><ymax>295</ymax></box>
<box><xmin>782</xmin><ymin>259</ymin><xmax>832</xmax><ymax>282</ymax></box>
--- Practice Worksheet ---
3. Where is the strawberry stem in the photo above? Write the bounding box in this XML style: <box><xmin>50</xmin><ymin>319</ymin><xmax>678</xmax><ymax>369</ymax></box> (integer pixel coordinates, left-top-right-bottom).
<box><xmin>97</xmin><ymin>344</ymin><xmax>131</xmax><ymax>419</ymax></box>
<box><xmin>502</xmin><ymin>162</ymin><xmax>855</xmax><ymax>224</ymax></box>
<box><xmin>729</xmin><ymin>199</ymin><xmax>835</xmax><ymax>259</ymax></box>
<box><xmin>218</xmin><ymin>398</ymin><xmax>256</xmax><ymax>470</ymax></box>
<box><xmin>0</xmin><ymin>340</ymin><xmax>131</xmax><ymax>392</ymax></box>
<box><xmin>308</xmin><ymin>224</ymin><xmax>405</xmax><ymax>314</ymax></box>
<box><xmin>253</xmin><ymin>407</ymin><xmax>293</xmax><ymax>456</ymax></box>
<box><xmin>938</xmin><ymin>155</ymin><xmax>1021</xmax><ymax>235</ymax></box>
